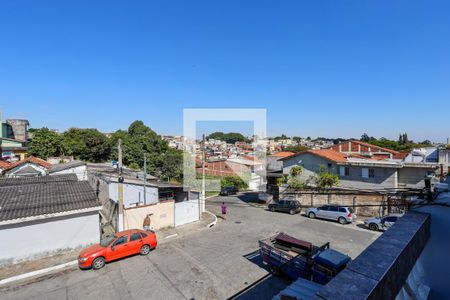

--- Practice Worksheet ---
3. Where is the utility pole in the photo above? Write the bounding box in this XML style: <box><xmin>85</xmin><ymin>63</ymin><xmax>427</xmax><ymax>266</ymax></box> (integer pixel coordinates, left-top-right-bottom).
<box><xmin>118</xmin><ymin>139</ymin><xmax>124</xmax><ymax>231</ymax></box>
<box><xmin>201</xmin><ymin>134</ymin><xmax>206</xmax><ymax>213</ymax></box>
<box><xmin>143</xmin><ymin>152</ymin><xmax>147</xmax><ymax>205</ymax></box>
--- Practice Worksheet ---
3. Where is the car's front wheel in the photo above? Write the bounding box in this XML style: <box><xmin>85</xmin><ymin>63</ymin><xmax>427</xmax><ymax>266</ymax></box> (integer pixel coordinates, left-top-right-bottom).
<box><xmin>92</xmin><ymin>257</ymin><xmax>105</xmax><ymax>270</ymax></box>
<box><xmin>270</xmin><ymin>207</ymin><xmax>275</xmax><ymax>212</ymax></box>
<box><xmin>308</xmin><ymin>212</ymin><xmax>316</xmax><ymax>219</ymax></box>
<box><xmin>289</xmin><ymin>209</ymin><xmax>295</xmax><ymax>215</ymax></box>
<box><xmin>338</xmin><ymin>217</ymin><xmax>347</xmax><ymax>225</ymax></box>
<box><xmin>140</xmin><ymin>244</ymin><xmax>151</xmax><ymax>255</ymax></box>
<box><xmin>369</xmin><ymin>223</ymin><xmax>379</xmax><ymax>231</ymax></box>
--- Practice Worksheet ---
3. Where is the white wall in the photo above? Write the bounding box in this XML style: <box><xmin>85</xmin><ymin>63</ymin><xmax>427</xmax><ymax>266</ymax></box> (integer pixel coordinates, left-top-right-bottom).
<box><xmin>51</xmin><ymin>165</ymin><xmax>87</xmax><ymax>181</ymax></box>
<box><xmin>0</xmin><ymin>213</ymin><xmax>100</xmax><ymax>266</ymax></box>
<box><xmin>175</xmin><ymin>200</ymin><xmax>200</xmax><ymax>226</ymax></box>
<box><xmin>109</xmin><ymin>182</ymin><xmax>159</xmax><ymax>208</ymax></box>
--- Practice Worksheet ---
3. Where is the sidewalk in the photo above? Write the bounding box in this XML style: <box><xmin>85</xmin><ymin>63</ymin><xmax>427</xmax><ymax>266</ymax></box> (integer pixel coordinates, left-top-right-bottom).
<box><xmin>0</xmin><ymin>212</ymin><xmax>217</xmax><ymax>284</ymax></box>
<box><xmin>156</xmin><ymin>211</ymin><xmax>217</xmax><ymax>241</ymax></box>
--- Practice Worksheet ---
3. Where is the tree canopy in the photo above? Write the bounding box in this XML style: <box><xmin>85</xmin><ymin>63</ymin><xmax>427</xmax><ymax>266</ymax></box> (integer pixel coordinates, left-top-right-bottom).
<box><xmin>27</xmin><ymin>128</ymin><xmax>64</xmax><ymax>159</ymax></box>
<box><xmin>27</xmin><ymin>120</ymin><xmax>183</xmax><ymax>182</ymax></box>
<box><xmin>207</xmin><ymin>132</ymin><xmax>250</xmax><ymax>144</ymax></box>
<box><xmin>110</xmin><ymin>121</ymin><xmax>183</xmax><ymax>182</ymax></box>
<box><xmin>361</xmin><ymin>133</ymin><xmax>433</xmax><ymax>152</ymax></box>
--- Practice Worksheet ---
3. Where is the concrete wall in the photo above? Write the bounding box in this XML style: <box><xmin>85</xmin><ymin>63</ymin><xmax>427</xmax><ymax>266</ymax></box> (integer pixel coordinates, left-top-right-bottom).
<box><xmin>282</xmin><ymin>190</ymin><xmax>385</xmax><ymax>216</ymax></box>
<box><xmin>6</xmin><ymin>119</ymin><xmax>29</xmax><ymax>141</ymax></box>
<box><xmin>87</xmin><ymin>173</ymin><xmax>117</xmax><ymax>235</ymax></box>
<box><xmin>316</xmin><ymin>212</ymin><xmax>430</xmax><ymax>300</ymax></box>
<box><xmin>124</xmin><ymin>200</ymin><xmax>174</xmax><ymax>230</ymax></box>
<box><xmin>339</xmin><ymin>166</ymin><xmax>398</xmax><ymax>190</ymax></box>
<box><xmin>0</xmin><ymin>212</ymin><xmax>100</xmax><ymax>266</ymax></box>
<box><xmin>398</xmin><ymin>167</ymin><xmax>429</xmax><ymax>189</ymax></box>
<box><xmin>109</xmin><ymin>182</ymin><xmax>159</xmax><ymax>208</ymax></box>
<box><xmin>51</xmin><ymin>165</ymin><xmax>87</xmax><ymax>181</ymax></box>
<box><xmin>175</xmin><ymin>200</ymin><xmax>200</xmax><ymax>226</ymax></box>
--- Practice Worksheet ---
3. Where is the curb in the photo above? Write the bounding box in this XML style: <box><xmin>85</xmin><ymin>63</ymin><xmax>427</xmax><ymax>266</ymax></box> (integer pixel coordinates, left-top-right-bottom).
<box><xmin>0</xmin><ymin>260</ymin><xmax>78</xmax><ymax>287</ymax></box>
<box><xmin>204</xmin><ymin>210</ymin><xmax>218</xmax><ymax>228</ymax></box>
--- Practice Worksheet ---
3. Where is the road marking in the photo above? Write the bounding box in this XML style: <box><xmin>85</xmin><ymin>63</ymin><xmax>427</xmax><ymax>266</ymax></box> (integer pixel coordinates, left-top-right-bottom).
<box><xmin>165</xmin><ymin>233</ymin><xmax>179</xmax><ymax>239</ymax></box>
<box><xmin>0</xmin><ymin>260</ymin><xmax>78</xmax><ymax>286</ymax></box>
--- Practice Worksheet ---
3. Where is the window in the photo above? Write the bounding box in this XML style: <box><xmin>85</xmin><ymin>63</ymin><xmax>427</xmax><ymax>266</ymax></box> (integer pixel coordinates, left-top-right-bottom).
<box><xmin>386</xmin><ymin>216</ymin><xmax>397</xmax><ymax>222</ymax></box>
<box><xmin>130</xmin><ymin>233</ymin><xmax>142</xmax><ymax>242</ymax></box>
<box><xmin>362</xmin><ymin>168</ymin><xmax>368</xmax><ymax>178</ymax></box>
<box><xmin>320</xmin><ymin>206</ymin><xmax>329</xmax><ymax>211</ymax></box>
<box><xmin>329</xmin><ymin>206</ymin><xmax>339</xmax><ymax>212</ymax></box>
<box><xmin>140</xmin><ymin>232</ymin><xmax>148</xmax><ymax>238</ymax></box>
<box><xmin>340</xmin><ymin>166</ymin><xmax>350</xmax><ymax>177</ymax></box>
<box><xmin>369</xmin><ymin>168</ymin><xmax>375</xmax><ymax>178</ymax></box>
<box><xmin>112</xmin><ymin>236</ymin><xmax>127</xmax><ymax>246</ymax></box>
<box><xmin>339</xmin><ymin>207</ymin><xmax>347</xmax><ymax>213</ymax></box>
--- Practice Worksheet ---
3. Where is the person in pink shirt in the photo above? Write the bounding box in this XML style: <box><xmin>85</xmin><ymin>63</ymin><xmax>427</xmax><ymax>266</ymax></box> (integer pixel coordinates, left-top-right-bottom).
<box><xmin>221</xmin><ymin>202</ymin><xmax>227</xmax><ymax>220</ymax></box>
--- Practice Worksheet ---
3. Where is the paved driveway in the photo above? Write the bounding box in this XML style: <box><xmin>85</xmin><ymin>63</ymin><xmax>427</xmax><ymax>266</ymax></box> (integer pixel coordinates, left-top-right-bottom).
<box><xmin>1</xmin><ymin>195</ymin><xmax>380</xmax><ymax>300</ymax></box>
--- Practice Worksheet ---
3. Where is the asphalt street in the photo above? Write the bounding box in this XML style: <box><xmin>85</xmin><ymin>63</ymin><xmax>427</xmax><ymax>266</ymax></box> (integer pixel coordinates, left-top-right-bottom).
<box><xmin>1</xmin><ymin>194</ymin><xmax>381</xmax><ymax>300</ymax></box>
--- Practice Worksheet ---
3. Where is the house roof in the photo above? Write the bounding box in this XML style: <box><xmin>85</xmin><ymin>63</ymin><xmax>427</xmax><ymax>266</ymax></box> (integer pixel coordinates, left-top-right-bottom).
<box><xmin>4</xmin><ymin>156</ymin><xmax>52</xmax><ymax>171</ymax></box>
<box><xmin>280</xmin><ymin>149</ymin><xmax>347</xmax><ymax>163</ymax></box>
<box><xmin>227</xmin><ymin>157</ymin><xmax>263</xmax><ymax>166</ymax></box>
<box><xmin>0</xmin><ymin>179</ymin><xmax>99</xmax><ymax>222</ymax></box>
<box><xmin>0</xmin><ymin>174</ymin><xmax>78</xmax><ymax>187</ymax></box>
<box><xmin>349</xmin><ymin>140</ymin><xmax>400</xmax><ymax>154</ymax></box>
<box><xmin>0</xmin><ymin>160</ymin><xmax>10</xmax><ymax>169</ymax></box>
<box><xmin>271</xmin><ymin>151</ymin><xmax>295</xmax><ymax>158</ymax></box>
<box><xmin>49</xmin><ymin>160</ymin><xmax>85</xmax><ymax>173</ymax></box>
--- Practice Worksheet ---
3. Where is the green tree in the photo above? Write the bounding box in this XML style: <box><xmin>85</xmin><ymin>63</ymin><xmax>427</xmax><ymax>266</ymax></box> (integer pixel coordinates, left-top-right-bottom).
<box><xmin>315</xmin><ymin>165</ymin><xmax>339</xmax><ymax>189</ymax></box>
<box><xmin>289</xmin><ymin>165</ymin><xmax>303</xmax><ymax>177</ymax></box>
<box><xmin>27</xmin><ymin>128</ymin><xmax>63</xmax><ymax>159</ymax></box>
<box><xmin>220</xmin><ymin>176</ymin><xmax>248</xmax><ymax>190</ymax></box>
<box><xmin>287</xmin><ymin>176</ymin><xmax>305</xmax><ymax>190</ymax></box>
<box><xmin>109</xmin><ymin>121</ymin><xmax>184</xmax><ymax>182</ymax></box>
<box><xmin>154</xmin><ymin>148</ymin><xmax>183</xmax><ymax>182</ymax></box>
<box><xmin>62</xmin><ymin>128</ymin><xmax>111</xmax><ymax>162</ymax></box>
<box><xmin>361</xmin><ymin>133</ymin><xmax>370</xmax><ymax>142</ymax></box>
<box><xmin>284</xmin><ymin>145</ymin><xmax>309</xmax><ymax>153</ymax></box>
<box><xmin>207</xmin><ymin>132</ymin><xmax>250</xmax><ymax>144</ymax></box>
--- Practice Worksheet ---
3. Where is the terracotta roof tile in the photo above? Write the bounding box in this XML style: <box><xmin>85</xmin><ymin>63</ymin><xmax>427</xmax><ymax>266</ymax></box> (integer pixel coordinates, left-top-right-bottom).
<box><xmin>308</xmin><ymin>149</ymin><xmax>347</xmax><ymax>163</ymax></box>
<box><xmin>0</xmin><ymin>160</ymin><xmax>10</xmax><ymax>169</ymax></box>
<box><xmin>280</xmin><ymin>149</ymin><xmax>347</xmax><ymax>163</ymax></box>
<box><xmin>271</xmin><ymin>151</ymin><xmax>295</xmax><ymax>158</ymax></box>
<box><xmin>4</xmin><ymin>156</ymin><xmax>52</xmax><ymax>171</ymax></box>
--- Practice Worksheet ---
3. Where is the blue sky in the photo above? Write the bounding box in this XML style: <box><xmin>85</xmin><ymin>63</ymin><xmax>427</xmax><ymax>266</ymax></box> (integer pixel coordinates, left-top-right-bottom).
<box><xmin>1</xmin><ymin>1</ymin><xmax>449</xmax><ymax>142</ymax></box>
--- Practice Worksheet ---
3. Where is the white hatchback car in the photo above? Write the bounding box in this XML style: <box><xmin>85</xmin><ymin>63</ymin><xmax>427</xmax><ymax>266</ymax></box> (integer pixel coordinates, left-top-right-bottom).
<box><xmin>306</xmin><ymin>205</ymin><xmax>356</xmax><ymax>224</ymax></box>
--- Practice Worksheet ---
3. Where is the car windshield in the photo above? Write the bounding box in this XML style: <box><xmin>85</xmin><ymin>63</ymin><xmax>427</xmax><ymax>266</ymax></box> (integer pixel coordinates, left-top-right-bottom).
<box><xmin>100</xmin><ymin>235</ymin><xmax>117</xmax><ymax>247</ymax></box>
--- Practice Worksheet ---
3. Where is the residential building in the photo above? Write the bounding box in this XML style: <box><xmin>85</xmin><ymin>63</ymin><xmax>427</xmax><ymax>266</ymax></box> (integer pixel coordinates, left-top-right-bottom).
<box><xmin>87</xmin><ymin>164</ymin><xmax>200</xmax><ymax>231</ymax></box>
<box><xmin>0</xmin><ymin>138</ymin><xmax>27</xmax><ymax>162</ymax></box>
<box><xmin>48</xmin><ymin>160</ymin><xmax>87</xmax><ymax>180</ymax></box>
<box><xmin>197</xmin><ymin>156</ymin><xmax>265</xmax><ymax>190</ymax></box>
<box><xmin>0</xmin><ymin>118</ymin><xmax>29</xmax><ymax>161</ymax></box>
<box><xmin>0</xmin><ymin>174</ymin><xmax>101</xmax><ymax>265</ymax></box>
<box><xmin>2</xmin><ymin>156</ymin><xmax>52</xmax><ymax>177</ymax></box>
<box><xmin>329</xmin><ymin>140</ymin><xmax>407</xmax><ymax>159</ymax></box>
<box><xmin>281</xmin><ymin>148</ymin><xmax>438</xmax><ymax>191</ymax></box>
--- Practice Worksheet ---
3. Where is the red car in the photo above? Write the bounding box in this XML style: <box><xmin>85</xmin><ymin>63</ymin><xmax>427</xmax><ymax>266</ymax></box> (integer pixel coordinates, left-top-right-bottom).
<box><xmin>78</xmin><ymin>229</ymin><xmax>157</xmax><ymax>270</ymax></box>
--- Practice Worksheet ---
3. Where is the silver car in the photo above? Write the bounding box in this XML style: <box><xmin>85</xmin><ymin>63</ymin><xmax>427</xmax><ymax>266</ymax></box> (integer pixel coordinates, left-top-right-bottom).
<box><xmin>364</xmin><ymin>214</ymin><xmax>403</xmax><ymax>231</ymax></box>
<box><xmin>306</xmin><ymin>205</ymin><xmax>356</xmax><ymax>224</ymax></box>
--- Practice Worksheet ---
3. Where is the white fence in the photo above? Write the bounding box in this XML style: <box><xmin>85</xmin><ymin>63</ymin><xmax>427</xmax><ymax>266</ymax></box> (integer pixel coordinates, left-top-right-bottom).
<box><xmin>174</xmin><ymin>200</ymin><xmax>200</xmax><ymax>226</ymax></box>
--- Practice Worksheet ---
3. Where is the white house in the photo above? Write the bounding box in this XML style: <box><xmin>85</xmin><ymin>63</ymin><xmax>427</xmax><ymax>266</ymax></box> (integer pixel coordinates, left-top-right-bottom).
<box><xmin>48</xmin><ymin>160</ymin><xmax>87</xmax><ymax>181</ymax></box>
<box><xmin>2</xmin><ymin>156</ymin><xmax>51</xmax><ymax>177</ymax></box>
<box><xmin>0</xmin><ymin>175</ymin><xmax>101</xmax><ymax>265</ymax></box>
